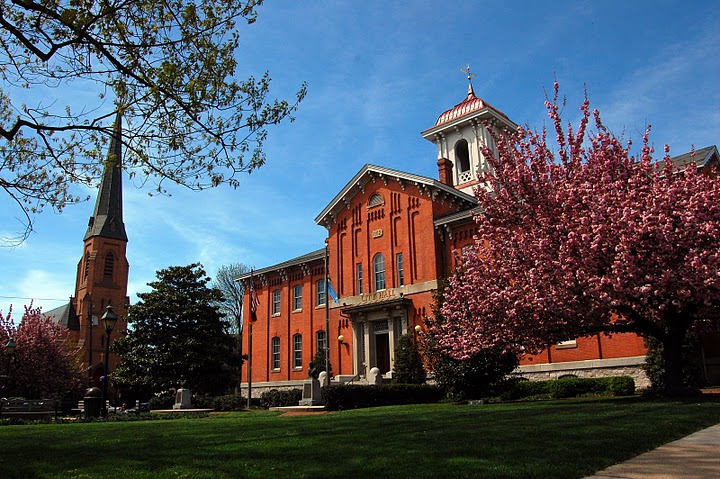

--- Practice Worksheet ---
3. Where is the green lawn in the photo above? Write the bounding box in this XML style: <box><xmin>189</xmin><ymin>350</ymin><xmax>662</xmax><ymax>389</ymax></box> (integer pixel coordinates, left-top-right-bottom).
<box><xmin>1</xmin><ymin>396</ymin><xmax>719</xmax><ymax>479</ymax></box>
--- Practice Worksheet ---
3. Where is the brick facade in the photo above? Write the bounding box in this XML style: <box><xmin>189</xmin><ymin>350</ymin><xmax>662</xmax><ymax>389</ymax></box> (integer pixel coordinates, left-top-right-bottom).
<box><xmin>239</xmin><ymin>83</ymin><xmax>657</xmax><ymax>393</ymax></box>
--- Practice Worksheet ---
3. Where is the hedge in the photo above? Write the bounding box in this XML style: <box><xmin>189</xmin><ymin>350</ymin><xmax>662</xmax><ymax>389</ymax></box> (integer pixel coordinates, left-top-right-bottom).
<box><xmin>260</xmin><ymin>389</ymin><xmax>303</xmax><ymax>408</ymax></box>
<box><xmin>322</xmin><ymin>384</ymin><xmax>444</xmax><ymax>411</ymax></box>
<box><xmin>500</xmin><ymin>376</ymin><xmax>635</xmax><ymax>401</ymax></box>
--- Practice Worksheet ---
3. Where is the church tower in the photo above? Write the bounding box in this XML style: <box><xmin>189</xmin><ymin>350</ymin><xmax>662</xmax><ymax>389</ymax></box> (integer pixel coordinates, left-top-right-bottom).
<box><xmin>421</xmin><ymin>69</ymin><xmax>517</xmax><ymax>195</ymax></box>
<box><xmin>73</xmin><ymin>112</ymin><xmax>130</xmax><ymax>384</ymax></box>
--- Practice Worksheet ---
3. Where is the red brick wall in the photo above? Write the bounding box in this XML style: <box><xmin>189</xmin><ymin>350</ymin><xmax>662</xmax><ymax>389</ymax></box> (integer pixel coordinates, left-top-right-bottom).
<box><xmin>72</xmin><ymin>237</ymin><xmax>129</xmax><ymax>377</ymax></box>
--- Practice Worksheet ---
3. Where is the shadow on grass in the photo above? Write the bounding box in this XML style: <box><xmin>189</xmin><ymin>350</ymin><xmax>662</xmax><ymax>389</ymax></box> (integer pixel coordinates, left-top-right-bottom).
<box><xmin>1</xmin><ymin>396</ymin><xmax>719</xmax><ymax>479</ymax></box>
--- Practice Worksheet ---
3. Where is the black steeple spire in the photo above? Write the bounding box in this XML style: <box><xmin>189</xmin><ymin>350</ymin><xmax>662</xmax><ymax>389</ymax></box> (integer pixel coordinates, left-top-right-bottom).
<box><xmin>84</xmin><ymin>112</ymin><xmax>128</xmax><ymax>241</ymax></box>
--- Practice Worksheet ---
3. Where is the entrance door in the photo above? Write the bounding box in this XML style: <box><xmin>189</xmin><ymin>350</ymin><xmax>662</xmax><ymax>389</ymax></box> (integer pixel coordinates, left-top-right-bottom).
<box><xmin>375</xmin><ymin>333</ymin><xmax>390</xmax><ymax>374</ymax></box>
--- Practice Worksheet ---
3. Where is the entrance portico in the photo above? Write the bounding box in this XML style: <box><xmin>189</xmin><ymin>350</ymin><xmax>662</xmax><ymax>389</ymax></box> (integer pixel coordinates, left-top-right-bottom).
<box><xmin>341</xmin><ymin>293</ymin><xmax>412</xmax><ymax>379</ymax></box>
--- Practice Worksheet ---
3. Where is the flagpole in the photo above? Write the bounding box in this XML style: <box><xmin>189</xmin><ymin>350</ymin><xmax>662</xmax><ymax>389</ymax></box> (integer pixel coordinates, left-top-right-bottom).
<box><xmin>247</xmin><ymin>322</ymin><xmax>252</xmax><ymax>408</ymax></box>
<box><xmin>247</xmin><ymin>270</ymin><xmax>254</xmax><ymax>409</ymax></box>
<box><xmin>324</xmin><ymin>243</ymin><xmax>330</xmax><ymax>376</ymax></box>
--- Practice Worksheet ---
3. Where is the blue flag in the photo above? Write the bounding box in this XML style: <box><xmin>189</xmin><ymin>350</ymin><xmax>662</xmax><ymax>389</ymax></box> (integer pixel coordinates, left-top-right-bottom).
<box><xmin>327</xmin><ymin>279</ymin><xmax>339</xmax><ymax>303</ymax></box>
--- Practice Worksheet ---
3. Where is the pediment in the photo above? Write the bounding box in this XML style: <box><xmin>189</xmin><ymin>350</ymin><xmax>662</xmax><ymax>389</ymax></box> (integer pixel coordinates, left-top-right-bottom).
<box><xmin>314</xmin><ymin>164</ymin><xmax>477</xmax><ymax>227</ymax></box>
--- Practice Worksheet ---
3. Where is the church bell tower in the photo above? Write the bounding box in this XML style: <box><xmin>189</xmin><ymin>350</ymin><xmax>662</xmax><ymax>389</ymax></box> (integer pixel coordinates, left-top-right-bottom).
<box><xmin>73</xmin><ymin>112</ymin><xmax>130</xmax><ymax>384</ymax></box>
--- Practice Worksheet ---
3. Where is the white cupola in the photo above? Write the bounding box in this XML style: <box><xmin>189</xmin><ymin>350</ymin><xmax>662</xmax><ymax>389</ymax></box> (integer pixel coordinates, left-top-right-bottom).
<box><xmin>421</xmin><ymin>69</ymin><xmax>517</xmax><ymax>195</ymax></box>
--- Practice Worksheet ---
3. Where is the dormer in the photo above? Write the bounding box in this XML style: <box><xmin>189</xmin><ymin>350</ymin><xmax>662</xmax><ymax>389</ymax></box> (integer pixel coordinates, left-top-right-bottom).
<box><xmin>421</xmin><ymin>73</ymin><xmax>517</xmax><ymax>195</ymax></box>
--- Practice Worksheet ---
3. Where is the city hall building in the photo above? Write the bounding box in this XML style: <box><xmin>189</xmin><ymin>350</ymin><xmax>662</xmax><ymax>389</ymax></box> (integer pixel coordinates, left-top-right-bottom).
<box><xmin>239</xmin><ymin>81</ymin><xmax>720</xmax><ymax>393</ymax></box>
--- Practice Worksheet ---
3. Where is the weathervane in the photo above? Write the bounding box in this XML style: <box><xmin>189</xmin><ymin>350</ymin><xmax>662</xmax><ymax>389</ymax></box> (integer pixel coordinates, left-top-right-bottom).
<box><xmin>461</xmin><ymin>65</ymin><xmax>476</xmax><ymax>97</ymax></box>
<box><xmin>461</xmin><ymin>65</ymin><xmax>476</xmax><ymax>82</ymax></box>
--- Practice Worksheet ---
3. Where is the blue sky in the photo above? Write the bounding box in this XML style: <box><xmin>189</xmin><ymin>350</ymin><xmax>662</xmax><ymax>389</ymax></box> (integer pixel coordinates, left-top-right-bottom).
<box><xmin>1</xmin><ymin>0</ymin><xmax>718</xmax><ymax>314</ymax></box>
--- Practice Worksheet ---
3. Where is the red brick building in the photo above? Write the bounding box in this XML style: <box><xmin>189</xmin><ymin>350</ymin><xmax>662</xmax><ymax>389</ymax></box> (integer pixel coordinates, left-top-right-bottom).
<box><xmin>239</xmin><ymin>82</ymin><xmax>720</xmax><ymax>393</ymax></box>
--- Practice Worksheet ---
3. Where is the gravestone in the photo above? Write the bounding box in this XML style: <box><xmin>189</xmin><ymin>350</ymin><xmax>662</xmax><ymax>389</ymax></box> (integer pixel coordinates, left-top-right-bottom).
<box><xmin>173</xmin><ymin>388</ymin><xmax>192</xmax><ymax>409</ymax></box>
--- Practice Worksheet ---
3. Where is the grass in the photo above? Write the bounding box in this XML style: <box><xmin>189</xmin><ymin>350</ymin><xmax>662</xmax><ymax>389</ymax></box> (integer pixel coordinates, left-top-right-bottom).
<box><xmin>0</xmin><ymin>396</ymin><xmax>719</xmax><ymax>479</ymax></box>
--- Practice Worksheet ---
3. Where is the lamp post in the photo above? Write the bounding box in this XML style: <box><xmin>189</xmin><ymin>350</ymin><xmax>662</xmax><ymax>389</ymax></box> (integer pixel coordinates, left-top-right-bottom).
<box><xmin>337</xmin><ymin>335</ymin><xmax>345</xmax><ymax>375</ymax></box>
<box><xmin>101</xmin><ymin>305</ymin><xmax>118</xmax><ymax>417</ymax></box>
<box><xmin>85</xmin><ymin>293</ymin><xmax>94</xmax><ymax>387</ymax></box>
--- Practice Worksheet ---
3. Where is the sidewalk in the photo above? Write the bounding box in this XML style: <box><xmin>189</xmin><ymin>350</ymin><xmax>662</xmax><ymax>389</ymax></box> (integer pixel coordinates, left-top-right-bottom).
<box><xmin>584</xmin><ymin>422</ymin><xmax>720</xmax><ymax>479</ymax></box>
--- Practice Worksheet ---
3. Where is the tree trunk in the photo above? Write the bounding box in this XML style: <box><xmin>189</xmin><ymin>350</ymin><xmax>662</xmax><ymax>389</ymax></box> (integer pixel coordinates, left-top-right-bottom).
<box><xmin>661</xmin><ymin>323</ymin><xmax>688</xmax><ymax>394</ymax></box>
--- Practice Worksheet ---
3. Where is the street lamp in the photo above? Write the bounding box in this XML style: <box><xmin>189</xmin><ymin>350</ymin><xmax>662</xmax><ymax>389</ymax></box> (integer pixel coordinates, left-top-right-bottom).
<box><xmin>101</xmin><ymin>305</ymin><xmax>118</xmax><ymax>416</ymax></box>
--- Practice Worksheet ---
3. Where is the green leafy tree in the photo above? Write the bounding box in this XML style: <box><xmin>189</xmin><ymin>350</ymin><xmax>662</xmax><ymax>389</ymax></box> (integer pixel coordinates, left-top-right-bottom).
<box><xmin>113</xmin><ymin>263</ymin><xmax>237</xmax><ymax>396</ymax></box>
<box><xmin>0</xmin><ymin>0</ymin><xmax>307</xmax><ymax>243</ymax></box>
<box><xmin>392</xmin><ymin>334</ymin><xmax>426</xmax><ymax>384</ymax></box>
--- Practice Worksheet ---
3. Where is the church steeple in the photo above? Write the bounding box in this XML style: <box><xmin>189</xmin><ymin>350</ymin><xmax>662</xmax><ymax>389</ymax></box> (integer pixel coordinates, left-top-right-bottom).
<box><xmin>84</xmin><ymin>112</ymin><xmax>127</xmax><ymax>241</ymax></box>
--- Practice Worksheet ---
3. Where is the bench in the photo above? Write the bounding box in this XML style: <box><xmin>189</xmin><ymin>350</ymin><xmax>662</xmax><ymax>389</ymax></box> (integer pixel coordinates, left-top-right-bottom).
<box><xmin>0</xmin><ymin>399</ymin><xmax>59</xmax><ymax>420</ymax></box>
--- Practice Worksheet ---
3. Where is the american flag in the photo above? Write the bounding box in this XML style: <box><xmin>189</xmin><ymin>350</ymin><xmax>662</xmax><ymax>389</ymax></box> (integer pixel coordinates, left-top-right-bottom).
<box><xmin>249</xmin><ymin>280</ymin><xmax>259</xmax><ymax>322</ymax></box>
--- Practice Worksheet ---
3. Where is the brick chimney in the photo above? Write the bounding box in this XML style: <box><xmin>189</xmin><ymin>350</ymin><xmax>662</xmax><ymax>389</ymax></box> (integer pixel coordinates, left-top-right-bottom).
<box><xmin>437</xmin><ymin>158</ymin><xmax>453</xmax><ymax>187</ymax></box>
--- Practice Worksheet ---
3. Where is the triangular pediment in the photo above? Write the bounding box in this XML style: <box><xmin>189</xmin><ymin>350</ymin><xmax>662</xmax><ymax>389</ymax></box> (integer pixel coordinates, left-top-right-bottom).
<box><xmin>314</xmin><ymin>164</ymin><xmax>477</xmax><ymax>227</ymax></box>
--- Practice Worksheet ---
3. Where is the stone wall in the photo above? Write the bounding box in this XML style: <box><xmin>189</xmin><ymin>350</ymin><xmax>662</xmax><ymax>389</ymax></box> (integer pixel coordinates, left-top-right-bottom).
<box><xmin>518</xmin><ymin>356</ymin><xmax>651</xmax><ymax>390</ymax></box>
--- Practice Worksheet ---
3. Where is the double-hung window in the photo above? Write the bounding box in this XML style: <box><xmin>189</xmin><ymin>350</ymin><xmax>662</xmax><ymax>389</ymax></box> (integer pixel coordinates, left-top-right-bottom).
<box><xmin>293</xmin><ymin>334</ymin><xmax>303</xmax><ymax>368</ymax></box>
<box><xmin>271</xmin><ymin>337</ymin><xmax>281</xmax><ymax>370</ymax></box>
<box><xmin>316</xmin><ymin>279</ymin><xmax>326</xmax><ymax>306</ymax></box>
<box><xmin>292</xmin><ymin>285</ymin><xmax>302</xmax><ymax>311</ymax></box>
<box><xmin>396</xmin><ymin>253</ymin><xmax>404</xmax><ymax>287</ymax></box>
<box><xmin>272</xmin><ymin>289</ymin><xmax>281</xmax><ymax>315</ymax></box>
<box><xmin>373</xmin><ymin>253</ymin><xmax>386</xmax><ymax>291</ymax></box>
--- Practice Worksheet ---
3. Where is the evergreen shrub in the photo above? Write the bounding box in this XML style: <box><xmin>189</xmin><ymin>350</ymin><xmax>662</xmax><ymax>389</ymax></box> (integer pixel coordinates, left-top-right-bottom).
<box><xmin>500</xmin><ymin>376</ymin><xmax>635</xmax><ymax>401</ymax></box>
<box><xmin>260</xmin><ymin>389</ymin><xmax>302</xmax><ymax>408</ymax></box>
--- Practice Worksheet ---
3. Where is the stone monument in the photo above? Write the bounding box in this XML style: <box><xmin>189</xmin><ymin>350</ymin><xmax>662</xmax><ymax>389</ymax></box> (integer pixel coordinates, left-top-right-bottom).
<box><xmin>173</xmin><ymin>388</ymin><xmax>192</xmax><ymax>409</ymax></box>
<box><xmin>299</xmin><ymin>361</ymin><xmax>324</xmax><ymax>406</ymax></box>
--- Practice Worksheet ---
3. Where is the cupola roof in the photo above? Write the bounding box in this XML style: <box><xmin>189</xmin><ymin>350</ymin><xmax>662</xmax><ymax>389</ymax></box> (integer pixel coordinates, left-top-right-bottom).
<box><xmin>433</xmin><ymin>80</ymin><xmax>509</xmax><ymax>128</ymax></box>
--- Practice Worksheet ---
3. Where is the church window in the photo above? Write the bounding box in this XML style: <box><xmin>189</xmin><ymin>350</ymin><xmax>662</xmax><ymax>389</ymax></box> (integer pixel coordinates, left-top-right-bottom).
<box><xmin>455</xmin><ymin>139</ymin><xmax>471</xmax><ymax>172</ymax></box>
<box><xmin>292</xmin><ymin>285</ymin><xmax>302</xmax><ymax>311</ymax></box>
<box><xmin>373</xmin><ymin>253</ymin><xmax>386</xmax><ymax>291</ymax></box>
<box><xmin>272</xmin><ymin>289</ymin><xmax>281</xmax><ymax>315</ymax></box>
<box><xmin>368</xmin><ymin>193</ymin><xmax>384</xmax><ymax>208</ymax></box>
<box><xmin>272</xmin><ymin>337</ymin><xmax>281</xmax><ymax>370</ymax></box>
<box><xmin>356</xmin><ymin>263</ymin><xmax>363</xmax><ymax>294</ymax></box>
<box><xmin>293</xmin><ymin>334</ymin><xmax>303</xmax><ymax>369</ymax></box>
<box><xmin>316</xmin><ymin>279</ymin><xmax>326</xmax><ymax>306</ymax></box>
<box><xmin>103</xmin><ymin>251</ymin><xmax>115</xmax><ymax>280</ymax></box>
<box><xmin>84</xmin><ymin>252</ymin><xmax>90</xmax><ymax>278</ymax></box>
<box><xmin>396</xmin><ymin>253</ymin><xmax>404</xmax><ymax>287</ymax></box>
<box><xmin>316</xmin><ymin>330</ymin><xmax>327</xmax><ymax>357</ymax></box>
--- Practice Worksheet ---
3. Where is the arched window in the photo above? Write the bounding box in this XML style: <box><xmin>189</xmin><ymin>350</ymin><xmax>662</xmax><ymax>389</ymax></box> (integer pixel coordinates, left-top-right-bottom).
<box><xmin>373</xmin><ymin>253</ymin><xmax>386</xmax><ymax>291</ymax></box>
<box><xmin>103</xmin><ymin>251</ymin><xmax>115</xmax><ymax>280</ymax></box>
<box><xmin>368</xmin><ymin>193</ymin><xmax>384</xmax><ymax>208</ymax></box>
<box><xmin>455</xmin><ymin>139</ymin><xmax>470</xmax><ymax>172</ymax></box>
<box><xmin>271</xmin><ymin>337</ymin><xmax>281</xmax><ymax>370</ymax></box>
<box><xmin>293</xmin><ymin>334</ymin><xmax>303</xmax><ymax>369</ymax></box>
<box><xmin>84</xmin><ymin>252</ymin><xmax>90</xmax><ymax>278</ymax></box>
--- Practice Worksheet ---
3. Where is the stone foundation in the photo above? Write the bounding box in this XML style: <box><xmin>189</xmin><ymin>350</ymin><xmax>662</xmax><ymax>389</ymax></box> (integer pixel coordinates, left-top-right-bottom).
<box><xmin>238</xmin><ymin>380</ymin><xmax>306</xmax><ymax>400</ymax></box>
<box><xmin>518</xmin><ymin>356</ymin><xmax>651</xmax><ymax>390</ymax></box>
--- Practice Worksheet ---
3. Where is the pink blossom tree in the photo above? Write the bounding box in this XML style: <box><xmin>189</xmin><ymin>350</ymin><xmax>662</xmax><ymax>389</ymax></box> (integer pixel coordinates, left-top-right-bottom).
<box><xmin>0</xmin><ymin>305</ymin><xmax>84</xmax><ymax>399</ymax></box>
<box><xmin>438</xmin><ymin>85</ymin><xmax>720</xmax><ymax>393</ymax></box>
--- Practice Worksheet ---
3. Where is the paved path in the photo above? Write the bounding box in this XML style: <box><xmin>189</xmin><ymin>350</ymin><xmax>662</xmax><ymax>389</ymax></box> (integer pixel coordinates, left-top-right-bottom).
<box><xmin>584</xmin><ymin>422</ymin><xmax>720</xmax><ymax>479</ymax></box>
